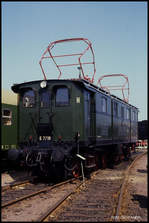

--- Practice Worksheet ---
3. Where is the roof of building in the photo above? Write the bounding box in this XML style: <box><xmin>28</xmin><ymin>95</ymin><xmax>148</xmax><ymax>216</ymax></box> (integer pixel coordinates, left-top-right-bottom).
<box><xmin>2</xmin><ymin>89</ymin><xmax>18</xmax><ymax>105</ymax></box>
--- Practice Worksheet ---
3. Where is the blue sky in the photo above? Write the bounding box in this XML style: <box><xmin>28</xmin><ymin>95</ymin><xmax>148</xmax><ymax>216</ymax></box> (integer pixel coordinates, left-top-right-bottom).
<box><xmin>2</xmin><ymin>1</ymin><xmax>147</xmax><ymax>121</ymax></box>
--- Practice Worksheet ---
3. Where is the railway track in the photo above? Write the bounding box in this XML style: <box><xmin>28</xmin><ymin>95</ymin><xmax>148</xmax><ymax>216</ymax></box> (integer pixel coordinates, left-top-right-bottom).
<box><xmin>41</xmin><ymin>170</ymin><xmax>123</xmax><ymax>222</ymax></box>
<box><xmin>2</xmin><ymin>176</ymin><xmax>83</xmax><ymax>222</ymax></box>
<box><xmin>1</xmin><ymin>177</ymin><xmax>79</xmax><ymax>209</ymax></box>
<box><xmin>1</xmin><ymin>150</ymin><xmax>147</xmax><ymax>222</ymax></box>
<box><xmin>38</xmin><ymin>151</ymin><xmax>147</xmax><ymax>222</ymax></box>
<box><xmin>2</xmin><ymin>176</ymin><xmax>37</xmax><ymax>192</ymax></box>
<box><xmin>113</xmin><ymin>151</ymin><xmax>147</xmax><ymax>222</ymax></box>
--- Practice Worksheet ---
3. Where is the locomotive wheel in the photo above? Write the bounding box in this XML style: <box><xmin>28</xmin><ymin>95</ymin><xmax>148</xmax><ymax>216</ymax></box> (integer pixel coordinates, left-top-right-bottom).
<box><xmin>72</xmin><ymin>163</ymin><xmax>81</xmax><ymax>178</ymax></box>
<box><xmin>26</xmin><ymin>151</ymin><xmax>37</xmax><ymax>167</ymax></box>
<box><xmin>64</xmin><ymin>157</ymin><xmax>81</xmax><ymax>178</ymax></box>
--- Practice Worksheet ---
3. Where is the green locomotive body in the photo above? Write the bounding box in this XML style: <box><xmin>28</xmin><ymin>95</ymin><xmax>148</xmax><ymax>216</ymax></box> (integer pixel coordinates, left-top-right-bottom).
<box><xmin>11</xmin><ymin>78</ymin><xmax>138</xmax><ymax>178</ymax></box>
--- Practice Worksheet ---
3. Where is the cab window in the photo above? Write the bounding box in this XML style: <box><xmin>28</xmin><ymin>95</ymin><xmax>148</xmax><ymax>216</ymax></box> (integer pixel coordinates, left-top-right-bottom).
<box><xmin>23</xmin><ymin>90</ymin><xmax>35</xmax><ymax>107</ymax></box>
<box><xmin>55</xmin><ymin>87</ymin><xmax>69</xmax><ymax>106</ymax></box>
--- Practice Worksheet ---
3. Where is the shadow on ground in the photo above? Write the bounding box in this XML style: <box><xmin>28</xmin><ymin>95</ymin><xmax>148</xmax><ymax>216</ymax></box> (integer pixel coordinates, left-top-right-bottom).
<box><xmin>132</xmin><ymin>194</ymin><xmax>147</xmax><ymax>208</ymax></box>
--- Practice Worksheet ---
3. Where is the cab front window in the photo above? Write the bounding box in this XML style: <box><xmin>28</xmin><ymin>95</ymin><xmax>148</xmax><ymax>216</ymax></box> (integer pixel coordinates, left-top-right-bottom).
<box><xmin>55</xmin><ymin>87</ymin><xmax>69</xmax><ymax>106</ymax></box>
<box><xmin>23</xmin><ymin>90</ymin><xmax>35</xmax><ymax>107</ymax></box>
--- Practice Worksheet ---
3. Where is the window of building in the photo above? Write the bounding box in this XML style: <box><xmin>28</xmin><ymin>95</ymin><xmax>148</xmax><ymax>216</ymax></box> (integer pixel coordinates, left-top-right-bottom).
<box><xmin>2</xmin><ymin>109</ymin><xmax>12</xmax><ymax>125</ymax></box>
<box><xmin>23</xmin><ymin>90</ymin><xmax>35</xmax><ymax>107</ymax></box>
<box><xmin>55</xmin><ymin>87</ymin><xmax>69</xmax><ymax>106</ymax></box>
<box><xmin>40</xmin><ymin>89</ymin><xmax>50</xmax><ymax>108</ymax></box>
<box><xmin>113</xmin><ymin>101</ymin><xmax>118</xmax><ymax>117</ymax></box>
<box><xmin>101</xmin><ymin>97</ymin><xmax>107</xmax><ymax>113</ymax></box>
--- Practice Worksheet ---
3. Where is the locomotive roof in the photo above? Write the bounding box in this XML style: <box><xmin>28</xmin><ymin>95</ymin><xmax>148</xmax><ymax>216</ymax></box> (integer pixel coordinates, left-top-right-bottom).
<box><xmin>11</xmin><ymin>78</ymin><xmax>138</xmax><ymax>110</ymax></box>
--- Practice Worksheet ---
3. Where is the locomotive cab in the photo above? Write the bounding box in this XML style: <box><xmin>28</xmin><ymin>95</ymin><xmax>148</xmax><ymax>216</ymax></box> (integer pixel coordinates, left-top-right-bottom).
<box><xmin>11</xmin><ymin>79</ymin><xmax>91</xmax><ymax>178</ymax></box>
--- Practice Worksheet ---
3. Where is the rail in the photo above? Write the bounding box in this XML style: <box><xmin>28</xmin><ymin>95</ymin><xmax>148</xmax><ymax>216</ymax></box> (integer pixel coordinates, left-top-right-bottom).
<box><xmin>114</xmin><ymin>151</ymin><xmax>147</xmax><ymax>221</ymax></box>
<box><xmin>2</xmin><ymin>177</ymin><xmax>78</xmax><ymax>209</ymax></box>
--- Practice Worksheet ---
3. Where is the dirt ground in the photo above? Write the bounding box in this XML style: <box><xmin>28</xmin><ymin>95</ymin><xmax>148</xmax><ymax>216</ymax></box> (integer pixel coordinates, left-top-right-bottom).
<box><xmin>120</xmin><ymin>152</ymin><xmax>148</xmax><ymax>222</ymax></box>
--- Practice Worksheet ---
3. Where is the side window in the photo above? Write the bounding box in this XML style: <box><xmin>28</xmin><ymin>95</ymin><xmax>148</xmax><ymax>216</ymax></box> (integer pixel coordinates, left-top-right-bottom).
<box><xmin>55</xmin><ymin>87</ymin><xmax>69</xmax><ymax>106</ymax></box>
<box><xmin>40</xmin><ymin>89</ymin><xmax>50</xmax><ymax>108</ymax></box>
<box><xmin>126</xmin><ymin>108</ymin><xmax>130</xmax><ymax>119</ymax></box>
<box><xmin>2</xmin><ymin>109</ymin><xmax>12</xmax><ymax>126</ymax></box>
<box><xmin>101</xmin><ymin>97</ymin><xmax>107</xmax><ymax>113</ymax></box>
<box><xmin>121</xmin><ymin>106</ymin><xmax>124</xmax><ymax>119</ymax></box>
<box><xmin>135</xmin><ymin>111</ymin><xmax>138</xmax><ymax>122</ymax></box>
<box><xmin>23</xmin><ymin>90</ymin><xmax>35</xmax><ymax>107</ymax></box>
<box><xmin>132</xmin><ymin>110</ymin><xmax>135</xmax><ymax>121</ymax></box>
<box><xmin>132</xmin><ymin>110</ymin><xmax>138</xmax><ymax>122</ymax></box>
<box><xmin>113</xmin><ymin>101</ymin><xmax>118</xmax><ymax>117</ymax></box>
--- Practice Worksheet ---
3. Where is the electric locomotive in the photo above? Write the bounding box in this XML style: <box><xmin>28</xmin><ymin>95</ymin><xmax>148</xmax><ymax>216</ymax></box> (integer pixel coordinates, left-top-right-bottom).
<box><xmin>11</xmin><ymin>38</ymin><xmax>139</xmax><ymax>179</ymax></box>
